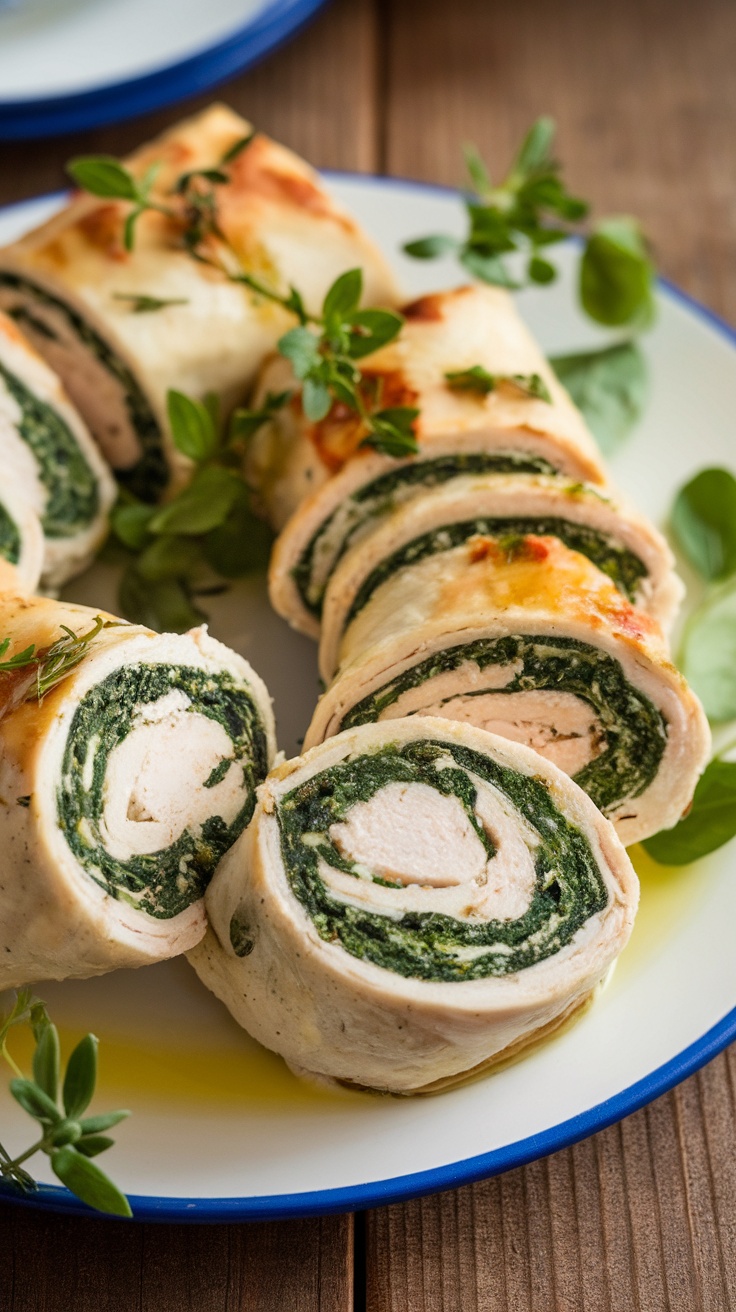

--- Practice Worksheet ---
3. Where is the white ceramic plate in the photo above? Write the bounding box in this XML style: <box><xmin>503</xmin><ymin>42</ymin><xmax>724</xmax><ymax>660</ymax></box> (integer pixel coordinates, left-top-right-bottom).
<box><xmin>0</xmin><ymin>0</ymin><xmax>327</xmax><ymax>139</ymax></box>
<box><xmin>0</xmin><ymin>178</ymin><xmax>735</xmax><ymax>1221</ymax></box>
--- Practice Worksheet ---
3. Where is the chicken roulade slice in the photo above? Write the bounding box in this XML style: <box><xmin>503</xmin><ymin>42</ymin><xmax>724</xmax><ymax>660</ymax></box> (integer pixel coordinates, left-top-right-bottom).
<box><xmin>189</xmin><ymin>717</ymin><xmax>639</xmax><ymax>1095</ymax></box>
<box><xmin>259</xmin><ymin>283</ymin><xmax>608</xmax><ymax>637</ymax></box>
<box><xmin>0</xmin><ymin>104</ymin><xmax>397</xmax><ymax>502</ymax></box>
<box><xmin>306</xmin><ymin>536</ymin><xmax>710</xmax><ymax>845</ymax></box>
<box><xmin>0</xmin><ymin>310</ymin><xmax>115</xmax><ymax>587</ymax></box>
<box><xmin>318</xmin><ymin>473</ymin><xmax>683</xmax><ymax>677</ymax></box>
<box><xmin>0</xmin><ymin>585</ymin><xmax>275</xmax><ymax>988</ymax></box>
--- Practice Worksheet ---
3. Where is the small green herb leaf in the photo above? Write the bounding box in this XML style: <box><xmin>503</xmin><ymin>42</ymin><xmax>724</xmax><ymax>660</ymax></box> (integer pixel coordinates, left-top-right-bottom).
<box><xmin>230</xmin><ymin>390</ymin><xmax>291</xmax><ymax>441</ymax></box>
<box><xmin>403</xmin><ymin>234</ymin><xmax>459</xmax><ymax>260</ymax></box>
<box><xmin>149</xmin><ymin>467</ymin><xmax>241</xmax><ymax>536</ymax></box>
<box><xmin>204</xmin><ymin>500</ymin><xmax>273</xmax><ymax>577</ymax></box>
<box><xmin>9</xmin><ymin>1078</ymin><xmax>62</xmax><ymax>1124</ymax></box>
<box><xmin>550</xmin><ymin>340</ymin><xmax>647</xmax><ymax>455</ymax></box>
<box><xmin>681</xmin><ymin>581</ymin><xmax>736</xmax><ymax>722</ymax></box>
<box><xmin>642</xmin><ymin>758</ymin><xmax>736</xmax><ymax>865</ymax></box>
<box><xmin>51</xmin><ymin>1146</ymin><xmax>133</xmax><ymax>1218</ymax></box>
<box><xmin>75</xmin><ymin>1135</ymin><xmax>116</xmax><ymax>1158</ymax></box>
<box><xmin>66</xmin><ymin>157</ymin><xmax>140</xmax><ymax>201</ymax></box>
<box><xmin>302</xmin><ymin>377</ymin><xmax>332</xmax><ymax>422</ymax></box>
<box><xmin>322</xmin><ymin>268</ymin><xmax>363</xmax><ymax>323</ymax></box>
<box><xmin>62</xmin><ymin>1034</ymin><xmax>98</xmax><ymax>1120</ymax></box>
<box><xmin>112</xmin><ymin>294</ymin><xmax>188</xmax><ymax>314</ymax></box>
<box><xmin>112</xmin><ymin>502</ymin><xmax>156</xmax><ymax>551</ymax></box>
<box><xmin>220</xmin><ymin>132</ymin><xmax>256</xmax><ymax>165</ymax></box>
<box><xmin>278</xmin><ymin>326</ymin><xmax>322</xmax><ymax>378</ymax></box>
<box><xmin>348</xmin><ymin>308</ymin><xmax>404</xmax><ymax>359</ymax></box>
<box><xmin>77</xmin><ymin>1110</ymin><xmax>131</xmax><ymax>1135</ymax></box>
<box><xmin>445</xmin><ymin>366</ymin><xmax>551</xmax><ymax>402</ymax></box>
<box><xmin>167</xmin><ymin>390</ymin><xmax>218</xmax><ymax>462</ymax></box>
<box><xmin>135</xmin><ymin>535</ymin><xmax>203</xmax><ymax>583</ymax></box>
<box><xmin>362</xmin><ymin>407</ymin><xmax>419</xmax><ymax>457</ymax></box>
<box><xmin>671</xmin><ymin>468</ymin><xmax>736</xmax><ymax>582</ymax></box>
<box><xmin>32</xmin><ymin>1024</ymin><xmax>60</xmax><ymax>1103</ymax></box>
<box><xmin>119</xmin><ymin>568</ymin><xmax>205</xmax><ymax>634</ymax></box>
<box><xmin>580</xmin><ymin>218</ymin><xmax>655</xmax><ymax>328</ymax></box>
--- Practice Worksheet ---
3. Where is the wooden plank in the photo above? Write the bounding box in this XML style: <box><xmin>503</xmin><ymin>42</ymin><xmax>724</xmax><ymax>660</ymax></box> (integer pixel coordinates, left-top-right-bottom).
<box><xmin>367</xmin><ymin>0</ymin><xmax>736</xmax><ymax>1306</ymax></box>
<box><xmin>0</xmin><ymin>0</ymin><xmax>379</xmax><ymax>209</ymax></box>
<box><xmin>0</xmin><ymin>1203</ymin><xmax>353</xmax><ymax>1311</ymax></box>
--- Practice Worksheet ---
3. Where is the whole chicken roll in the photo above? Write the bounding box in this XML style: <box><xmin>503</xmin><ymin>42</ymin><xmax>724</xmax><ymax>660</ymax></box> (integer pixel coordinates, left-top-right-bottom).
<box><xmin>190</xmin><ymin>718</ymin><xmax>639</xmax><ymax>1095</ymax></box>
<box><xmin>0</xmin><ymin>584</ymin><xmax>275</xmax><ymax>988</ymax></box>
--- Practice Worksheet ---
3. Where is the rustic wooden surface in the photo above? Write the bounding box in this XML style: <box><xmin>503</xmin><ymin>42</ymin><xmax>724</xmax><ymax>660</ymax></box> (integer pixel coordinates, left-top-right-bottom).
<box><xmin>1</xmin><ymin>0</ymin><xmax>736</xmax><ymax>1306</ymax></box>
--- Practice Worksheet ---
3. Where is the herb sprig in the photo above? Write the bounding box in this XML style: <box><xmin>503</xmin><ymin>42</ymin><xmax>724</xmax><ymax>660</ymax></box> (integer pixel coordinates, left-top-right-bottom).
<box><xmin>0</xmin><ymin>991</ymin><xmax>131</xmax><ymax>1217</ymax></box>
<box><xmin>444</xmin><ymin>365</ymin><xmax>551</xmax><ymax>402</ymax></box>
<box><xmin>404</xmin><ymin>117</ymin><xmax>655</xmax><ymax>330</ymax></box>
<box><xmin>0</xmin><ymin>615</ymin><xmax>113</xmax><ymax>703</ymax></box>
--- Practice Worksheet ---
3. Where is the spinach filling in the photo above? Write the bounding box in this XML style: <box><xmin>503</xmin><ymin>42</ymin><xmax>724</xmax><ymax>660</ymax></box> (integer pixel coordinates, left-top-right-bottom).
<box><xmin>58</xmin><ymin>663</ymin><xmax>270</xmax><ymax>919</ymax></box>
<box><xmin>0</xmin><ymin>360</ymin><xmax>99</xmax><ymax>538</ymax></box>
<box><xmin>339</xmin><ymin>635</ymin><xmax>668</xmax><ymax>815</ymax></box>
<box><xmin>276</xmin><ymin>738</ymin><xmax>608</xmax><ymax>981</ymax></box>
<box><xmin>0</xmin><ymin>502</ymin><xmax>20</xmax><ymax>565</ymax></box>
<box><xmin>292</xmin><ymin>451</ymin><xmax>557</xmax><ymax>618</ymax></box>
<box><xmin>346</xmin><ymin>516</ymin><xmax>647</xmax><ymax>627</ymax></box>
<box><xmin>0</xmin><ymin>272</ymin><xmax>167</xmax><ymax>501</ymax></box>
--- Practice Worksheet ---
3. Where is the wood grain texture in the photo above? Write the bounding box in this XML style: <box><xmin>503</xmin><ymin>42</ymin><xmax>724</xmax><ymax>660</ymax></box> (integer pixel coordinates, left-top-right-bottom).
<box><xmin>1</xmin><ymin>0</ymin><xmax>736</xmax><ymax>1306</ymax></box>
<box><xmin>0</xmin><ymin>1204</ymin><xmax>353</xmax><ymax>1311</ymax></box>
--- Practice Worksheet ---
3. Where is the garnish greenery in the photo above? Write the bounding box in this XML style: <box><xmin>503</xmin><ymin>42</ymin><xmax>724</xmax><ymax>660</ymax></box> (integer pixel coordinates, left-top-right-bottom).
<box><xmin>111</xmin><ymin>390</ymin><xmax>273</xmax><ymax>633</ymax></box>
<box><xmin>403</xmin><ymin>117</ymin><xmax>655</xmax><ymax>330</ymax></box>
<box><xmin>645</xmin><ymin>467</ymin><xmax>736</xmax><ymax>864</ymax></box>
<box><xmin>445</xmin><ymin>365</ymin><xmax>551</xmax><ymax>403</ymax></box>
<box><xmin>112</xmin><ymin>293</ymin><xmax>189</xmax><ymax>314</ymax></box>
<box><xmin>0</xmin><ymin>615</ymin><xmax>112</xmax><ymax>702</ymax></box>
<box><xmin>0</xmin><ymin>990</ymin><xmax>131</xmax><ymax>1217</ymax></box>
<box><xmin>550</xmin><ymin>341</ymin><xmax>648</xmax><ymax>456</ymax></box>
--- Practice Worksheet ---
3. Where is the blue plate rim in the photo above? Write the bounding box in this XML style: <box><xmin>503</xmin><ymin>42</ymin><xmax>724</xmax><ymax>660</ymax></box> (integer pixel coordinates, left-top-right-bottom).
<box><xmin>0</xmin><ymin>173</ymin><xmax>734</xmax><ymax>1222</ymax></box>
<box><xmin>0</xmin><ymin>0</ymin><xmax>329</xmax><ymax>139</ymax></box>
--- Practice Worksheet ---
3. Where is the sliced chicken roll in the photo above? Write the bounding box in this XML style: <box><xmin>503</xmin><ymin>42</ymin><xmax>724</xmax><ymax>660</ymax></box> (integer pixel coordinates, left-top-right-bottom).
<box><xmin>0</xmin><ymin>311</ymin><xmax>115</xmax><ymax>587</ymax></box>
<box><xmin>0</xmin><ymin>586</ymin><xmax>275</xmax><ymax>988</ymax></box>
<box><xmin>0</xmin><ymin>482</ymin><xmax>44</xmax><ymax>593</ymax></box>
<box><xmin>189</xmin><ymin>717</ymin><xmax>639</xmax><ymax>1095</ymax></box>
<box><xmin>319</xmin><ymin>474</ymin><xmax>684</xmax><ymax>678</ymax></box>
<box><xmin>0</xmin><ymin>104</ymin><xmax>397</xmax><ymax>502</ymax></box>
<box><xmin>306</xmin><ymin>536</ymin><xmax>710</xmax><ymax>845</ymax></box>
<box><xmin>258</xmin><ymin>284</ymin><xmax>607</xmax><ymax>633</ymax></box>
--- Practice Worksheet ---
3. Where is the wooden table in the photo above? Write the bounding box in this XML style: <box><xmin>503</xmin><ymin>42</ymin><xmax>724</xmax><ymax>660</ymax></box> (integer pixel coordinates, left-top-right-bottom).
<box><xmin>2</xmin><ymin>0</ymin><xmax>736</xmax><ymax>1305</ymax></box>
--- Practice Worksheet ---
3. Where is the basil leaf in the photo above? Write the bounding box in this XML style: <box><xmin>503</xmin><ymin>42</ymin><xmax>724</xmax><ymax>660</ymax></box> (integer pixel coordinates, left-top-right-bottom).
<box><xmin>322</xmin><ymin>269</ymin><xmax>363</xmax><ymax>324</ymax></box>
<box><xmin>203</xmin><ymin>501</ymin><xmax>273</xmax><ymax>578</ymax></box>
<box><xmin>348</xmin><ymin>309</ymin><xmax>404</xmax><ymax>359</ymax></box>
<box><xmin>580</xmin><ymin>218</ymin><xmax>655</xmax><ymax>328</ymax></box>
<box><xmin>167</xmin><ymin>390</ymin><xmax>218</xmax><ymax>462</ymax></box>
<box><xmin>119</xmin><ymin>568</ymin><xmax>205</xmax><ymax>633</ymax></box>
<box><xmin>10</xmin><ymin>1078</ymin><xmax>62</xmax><ymax>1124</ymax></box>
<box><xmin>643</xmin><ymin>758</ymin><xmax>736</xmax><ymax>865</ymax></box>
<box><xmin>671</xmin><ymin>468</ymin><xmax>736</xmax><ymax>582</ymax></box>
<box><xmin>62</xmin><ymin>1034</ymin><xmax>97</xmax><ymax>1119</ymax></box>
<box><xmin>460</xmin><ymin>247</ymin><xmax>519</xmax><ymax>288</ymax></box>
<box><xmin>550</xmin><ymin>341</ymin><xmax>647</xmax><ymax>455</ymax></box>
<box><xmin>32</xmin><ymin>1023</ymin><xmax>60</xmax><ymax>1103</ymax></box>
<box><xmin>112</xmin><ymin>503</ymin><xmax>155</xmax><ymax>551</ymax></box>
<box><xmin>682</xmin><ymin>582</ymin><xmax>736</xmax><ymax>721</ymax></box>
<box><xmin>528</xmin><ymin>255</ymin><xmax>556</xmax><ymax>284</ymax></box>
<box><xmin>136</xmin><ymin>536</ymin><xmax>202</xmax><ymax>582</ymax></box>
<box><xmin>403</xmin><ymin>235</ymin><xmax>459</xmax><ymax>259</ymax></box>
<box><xmin>149</xmin><ymin>467</ymin><xmax>242</xmax><ymax>536</ymax></box>
<box><xmin>302</xmin><ymin>378</ymin><xmax>332</xmax><ymax>423</ymax></box>
<box><xmin>66</xmin><ymin>157</ymin><xmax>139</xmax><ymax>201</ymax></box>
<box><xmin>51</xmin><ymin>1146</ymin><xmax>132</xmax><ymax>1218</ymax></box>
<box><xmin>278</xmin><ymin>326</ymin><xmax>321</xmax><ymax>378</ymax></box>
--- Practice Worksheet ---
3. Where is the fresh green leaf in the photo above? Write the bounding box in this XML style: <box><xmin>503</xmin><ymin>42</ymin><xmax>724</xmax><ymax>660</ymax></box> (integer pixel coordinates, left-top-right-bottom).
<box><xmin>51</xmin><ymin>1146</ymin><xmax>132</xmax><ymax>1218</ymax></box>
<box><xmin>112</xmin><ymin>502</ymin><xmax>155</xmax><ymax>551</ymax></box>
<box><xmin>220</xmin><ymin>132</ymin><xmax>256</xmax><ymax>165</ymax></box>
<box><xmin>580</xmin><ymin>218</ymin><xmax>655</xmax><ymax>328</ymax></box>
<box><xmin>66</xmin><ymin>157</ymin><xmax>139</xmax><ymax>201</ymax></box>
<box><xmin>681</xmin><ymin>581</ymin><xmax>736</xmax><ymax>721</ymax></box>
<box><xmin>402</xmin><ymin>235</ymin><xmax>459</xmax><ymax>259</ymax></box>
<box><xmin>50</xmin><ymin>1120</ymin><xmax>83</xmax><ymax>1148</ymax></box>
<box><xmin>75</xmin><ymin>1135</ymin><xmax>116</xmax><ymax>1158</ymax></box>
<box><xmin>302</xmin><ymin>377</ymin><xmax>332</xmax><ymax>422</ymax></box>
<box><xmin>445</xmin><ymin>366</ymin><xmax>551</xmax><ymax>402</ymax></box>
<box><xmin>10</xmin><ymin>1078</ymin><xmax>62</xmax><ymax>1124</ymax></box>
<box><xmin>149</xmin><ymin>467</ymin><xmax>242</xmax><ymax>536</ymax></box>
<box><xmin>671</xmin><ymin>468</ymin><xmax>736</xmax><ymax>582</ymax></box>
<box><xmin>528</xmin><ymin>255</ymin><xmax>556</xmax><ymax>284</ymax></box>
<box><xmin>463</xmin><ymin>143</ymin><xmax>492</xmax><ymax>196</ymax></box>
<box><xmin>550</xmin><ymin>341</ymin><xmax>647</xmax><ymax>455</ymax></box>
<box><xmin>119</xmin><ymin>567</ymin><xmax>205</xmax><ymax>633</ymax></box>
<box><xmin>322</xmin><ymin>269</ymin><xmax>363</xmax><ymax>324</ymax></box>
<box><xmin>77</xmin><ymin>1110</ymin><xmax>131</xmax><ymax>1136</ymax></box>
<box><xmin>203</xmin><ymin>501</ymin><xmax>273</xmax><ymax>578</ymax></box>
<box><xmin>62</xmin><ymin>1034</ymin><xmax>98</xmax><ymax>1120</ymax></box>
<box><xmin>135</xmin><ymin>536</ymin><xmax>203</xmax><ymax>583</ymax></box>
<box><xmin>459</xmin><ymin>247</ymin><xmax>519</xmax><ymax>288</ymax></box>
<box><xmin>230</xmin><ymin>391</ymin><xmax>291</xmax><ymax>441</ymax></box>
<box><xmin>348</xmin><ymin>308</ymin><xmax>404</xmax><ymax>359</ymax></box>
<box><xmin>512</xmin><ymin>116</ymin><xmax>557</xmax><ymax>176</ymax></box>
<box><xmin>363</xmin><ymin>407</ymin><xmax>419</xmax><ymax>457</ymax></box>
<box><xmin>642</xmin><ymin>758</ymin><xmax>736</xmax><ymax>865</ymax></box>
<box><xmin>277</xmin><ymin>326</ymin><xmax>322</xmax><ymax>378</ymax></box>
<box><xmin>167</xmin><ymin>390</ymin><xmax>218</xmax><ymax>462</ymax></box>
<box><xmin>32</xmin><ymin>1024</ymin><xmax>60</xmax><ymax>1103</ymax></box>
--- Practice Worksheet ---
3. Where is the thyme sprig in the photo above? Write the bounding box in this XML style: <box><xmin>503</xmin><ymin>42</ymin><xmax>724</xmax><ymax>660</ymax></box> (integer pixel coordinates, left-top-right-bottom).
<box><xmin>445</xmin><ymin>365</ymin><xmax>551</xmax><ymax>402</ymax></box>
<box><xmin>404</xmin><ymin>117</ymin><xmax>655</xmax><ymax>329</ymax></box>
<box><xmin>0</xmin><ymin>615</ymin><xmax>113</xmax><ymax>702</ymax></box>
<box><xmin>0</xmin><ymin>991</ymin><xmax>131</xmax><ymax>1216</ymax></box>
